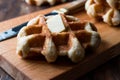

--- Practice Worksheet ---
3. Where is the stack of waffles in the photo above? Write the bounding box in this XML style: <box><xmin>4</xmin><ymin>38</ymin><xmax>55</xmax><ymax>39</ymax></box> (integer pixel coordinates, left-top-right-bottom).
<box><xmin>85</xmin><ymin>0</ymin><xmax>120</xmax><ymax>26</ymax></box>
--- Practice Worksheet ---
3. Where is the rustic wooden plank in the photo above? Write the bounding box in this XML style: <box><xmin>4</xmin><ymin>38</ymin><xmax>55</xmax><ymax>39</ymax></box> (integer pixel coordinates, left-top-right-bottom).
<box><xmin>52</xmin><ymin>43</ymin><xmax>120</xmax><ymax>80</ymax></box>
<box><xmin>78</xmin><ymin>55</ymin><xmax>120</xmax><ymax>80</ymax></box>
<box><xmin>0</xmin><ymin>67</ymin><xmax>14</xmax><ymax>80</ymax></box>
<box><xmin>0</xmin><ymin>3</ymin><xmax>120</xmax><ymax>80</ymax></box>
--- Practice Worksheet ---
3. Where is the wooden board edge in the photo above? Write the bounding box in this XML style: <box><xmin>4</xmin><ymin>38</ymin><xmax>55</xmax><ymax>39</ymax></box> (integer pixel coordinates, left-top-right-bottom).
<box><xmin>52</xmin><ymin>42</ymin><xmax>120</xmax><ymax>80</ymax></box>
<box><xmin>0</xmin><ymin>55</ymin><xmax>31</xmax><ymax>80</ymax></box>
<box><xmin>1</xmin><ymin>43</ymin><xmax>120</xmax><ymax>80</ymax></box>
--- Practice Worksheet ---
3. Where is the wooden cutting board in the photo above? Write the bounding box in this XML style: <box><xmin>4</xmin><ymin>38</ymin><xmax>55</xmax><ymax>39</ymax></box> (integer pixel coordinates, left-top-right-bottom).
<box><xmin>0</xmin><ymin>3</ymin><xmax>120</xmax><ymax>80</ymax></box>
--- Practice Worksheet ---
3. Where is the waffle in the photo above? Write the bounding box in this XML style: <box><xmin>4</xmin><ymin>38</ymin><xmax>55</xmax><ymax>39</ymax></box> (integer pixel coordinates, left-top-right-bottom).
<box><xmin>85</xmin><ymin>0</ymin><xmax>120</xmax><ymax>26</ymax></box>
<box><xmin>25</xmin><ymin>0</ymin><xmax>68</xmax><ymax>6</ymax></box>
<box><xmin>17</xmin><ymin>14</ymin><xmax>101</xmax><ymax>63</ymax></box>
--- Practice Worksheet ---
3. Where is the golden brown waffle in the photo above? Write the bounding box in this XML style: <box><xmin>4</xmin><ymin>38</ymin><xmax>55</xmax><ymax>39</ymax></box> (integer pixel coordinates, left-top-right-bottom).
<box><xmin>25</xmin><ymin>0</ymin><xmax>68</xmax><ymax>6</ymax></box>
<box><xmin>85</xmin><ymin>0</ymin><xmax>120</xmax><ymax>26</ymax></box>
<box><xmin>17</xmin><ymin>14</ymin><xmax>101</xmax><ymax>63</ymax></box>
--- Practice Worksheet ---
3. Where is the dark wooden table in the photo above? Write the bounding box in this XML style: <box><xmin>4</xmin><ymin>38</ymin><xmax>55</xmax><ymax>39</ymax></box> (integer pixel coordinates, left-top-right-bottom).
<box><xmin>0</xmin><ymin>0</ymin><xmax>120</xmax><ymax>80</ymax></box>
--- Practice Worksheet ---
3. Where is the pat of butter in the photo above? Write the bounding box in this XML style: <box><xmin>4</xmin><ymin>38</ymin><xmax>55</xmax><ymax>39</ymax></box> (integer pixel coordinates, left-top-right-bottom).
<box><xmin>46</xmin><ymin>14</ymin><xmax>66</xmax><ymax>33</ymax></box>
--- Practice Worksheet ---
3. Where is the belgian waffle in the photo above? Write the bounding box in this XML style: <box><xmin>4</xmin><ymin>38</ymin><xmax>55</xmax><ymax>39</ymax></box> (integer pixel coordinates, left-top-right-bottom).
<box><xmin>17</xmin><ymin>14</ymin><xmax>101</xmax><ymax>63</ymax></box>
<box><xmin>25</xmin><ymin>0</ymin><xmax>68</xmax><ymax>6</ymax></box>
<box><xmin>85</xmin><ymin>0</ymin><xmax>120</xmax><ymax>26</ymax></box>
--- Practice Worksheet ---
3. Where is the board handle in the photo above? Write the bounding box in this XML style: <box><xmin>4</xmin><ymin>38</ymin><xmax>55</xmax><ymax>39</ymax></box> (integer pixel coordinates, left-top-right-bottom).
<box><xmin>53</xmin><ymin>0</ymin><xmax>86</xmax><ymax>14</ymax></box>
<box><xmin>66</xmin><ymin>0</ymin><xmax>86</xmax><ymax>13</ymax></box>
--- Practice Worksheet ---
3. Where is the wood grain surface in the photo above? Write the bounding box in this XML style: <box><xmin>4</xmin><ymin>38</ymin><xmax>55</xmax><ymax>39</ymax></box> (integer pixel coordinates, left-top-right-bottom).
<box><xmin>0</xmin><ymin>0</ymin><xmax>120</xmax><ymax>80</ymax></box>
<box><xmin>0</xmin><ymin>0</ymin><xmax>72</xmax><ymax>22</ymax></box>
<box><xmin>0</xmin><ymin>0</ymin><xmax>50</xmax><ymax>22</ymax></box>
<box><xmin>0</xmin><ymin>68</ymin><xmax>14</xmax><ymax>80</ymax></box>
